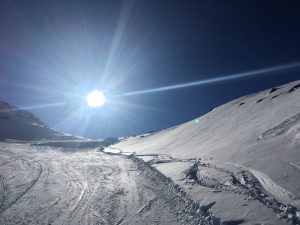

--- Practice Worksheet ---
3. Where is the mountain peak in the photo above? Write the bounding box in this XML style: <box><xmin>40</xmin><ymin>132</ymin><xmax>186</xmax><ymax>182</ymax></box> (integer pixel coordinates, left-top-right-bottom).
<box><xmin>0</xmin><ymin>101</ymin><xmax>76</xmax><ymax>141</ymax></box>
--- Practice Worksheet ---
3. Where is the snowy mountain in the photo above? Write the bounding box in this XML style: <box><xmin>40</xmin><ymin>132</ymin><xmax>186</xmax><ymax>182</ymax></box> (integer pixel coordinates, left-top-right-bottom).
<box><xmin>110</xmin><ymin>80</ymin><xmax>300</xmax><ymax>224</ymax></box>
<box><xmin>0</xmin><ymin>100</ymin><xmax>79</xmax><ymax>141</ymax></box>
<box><xmin>1</xmin><ymin>80</ymin><xmax>300</xmax><ymax>225</ymax></box>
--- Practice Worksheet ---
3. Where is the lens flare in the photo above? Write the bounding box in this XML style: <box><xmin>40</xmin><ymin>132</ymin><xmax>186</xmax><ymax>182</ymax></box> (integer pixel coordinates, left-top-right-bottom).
<box><xmin>123</xmin><ymin>62</ymin><xmax>300</xmax><ymax>96</ymax></box>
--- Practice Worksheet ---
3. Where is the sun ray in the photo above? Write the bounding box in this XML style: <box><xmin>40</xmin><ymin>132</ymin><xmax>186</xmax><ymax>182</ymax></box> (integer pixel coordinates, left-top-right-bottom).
<box><xmin>122</xmin><ymin>61</ymin><xmax>300</xmax><ymax>96</ymax></box>
<box><xmin>0</xmin><ymin>102</ymin><xmax>66</xmax><ymax>113</ymax></box>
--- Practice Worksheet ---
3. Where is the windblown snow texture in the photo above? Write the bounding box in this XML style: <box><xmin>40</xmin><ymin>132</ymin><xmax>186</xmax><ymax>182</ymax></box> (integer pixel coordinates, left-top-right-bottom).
<box><xmin>112</xmin><ymin>80</ymin><xmax>300</xmax><ymax>224</ymax></box>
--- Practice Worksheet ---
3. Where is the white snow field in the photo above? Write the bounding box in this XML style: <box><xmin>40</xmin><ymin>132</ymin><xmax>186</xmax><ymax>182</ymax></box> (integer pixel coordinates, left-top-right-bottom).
<box><xmin>0</xmin><ymin>102</ymin><xmax>219</xmax><ymax>224</ymax></box>
<box><xmin>1</xmin><ymin>80</ymin><xmax>300</xmax><ymax>224</ymax></box>
<box><xmin>110</xmin><ymin>80</ymin><xmax>300</xmax><ymax>224</ymax></box>
<box><xmin>0</xmin><ymin>143</ymin><xmax>219</xmax><ymax>225</ymax></box>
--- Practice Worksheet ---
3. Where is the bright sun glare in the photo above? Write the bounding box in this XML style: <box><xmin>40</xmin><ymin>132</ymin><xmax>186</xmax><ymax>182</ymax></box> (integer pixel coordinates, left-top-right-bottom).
<box><xmin>86</xmin><ymin>90</ymin><xmax>106</xmax><ymax>108</ymax></box>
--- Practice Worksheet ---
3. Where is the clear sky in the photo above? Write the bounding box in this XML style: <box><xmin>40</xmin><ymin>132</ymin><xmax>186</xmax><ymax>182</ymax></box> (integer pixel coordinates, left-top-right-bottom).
<box><xmin>1</xmin><ymin>0</ymin><xmax>300</xmax><ymax>139</ymax></box>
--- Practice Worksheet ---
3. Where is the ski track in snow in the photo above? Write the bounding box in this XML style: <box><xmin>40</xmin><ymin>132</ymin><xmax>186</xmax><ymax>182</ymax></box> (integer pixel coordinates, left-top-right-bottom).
<box><xmin>0</xmin><ymin>142</ymin><xmax>221</xmax><ymax>225</ymax></box>
<box><xmin>119</xmin><ymin>149</ymin><xmax>300</xmax><ymax>224</ymax></box>
<box><xmin>288</xmin><ymin>162</ymin><xmax>300</xmax><ymax>171</ymax></box>
<box><xmin>282</xmin><ymin>159</ymin><xmax>300</xmax><ymax>171</ymax></box>
<box><xmin>203</xmin><ymin>160</ymin><xmax>297</xmax><ymax>204</ymax></box>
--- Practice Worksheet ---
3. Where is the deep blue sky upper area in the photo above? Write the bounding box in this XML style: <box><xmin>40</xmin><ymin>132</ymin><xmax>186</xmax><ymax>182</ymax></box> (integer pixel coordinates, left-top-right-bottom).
<box><xmin>1</xmin><ymin>0</ymin><xmax>300</xmax><ymax>138</ymax></box>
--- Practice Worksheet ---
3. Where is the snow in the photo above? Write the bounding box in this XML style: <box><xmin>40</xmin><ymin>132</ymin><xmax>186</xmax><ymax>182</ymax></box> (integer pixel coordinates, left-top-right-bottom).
<box><xmin>1</xmin><ymin>80</ymin><xmax>300</xmax><ymax>224</ymax></box>
<box><xmin>0</xmin><ymin>142</ymin><xmax>219</xmax><ymax>225</ymax></box>
<box><xmin>0</xmin><ymin>101</ymin><xmax>81</xmax><ymax>141</ymax></box>
<box><xmin>110</xmin><ymin>80</ymin><xmax>300</xmax><ymax>224</ymax></box>
<box><xmin>0</xmin><ymin>99</ymin><xmax>219</xmax><ymax>224</ymax></box>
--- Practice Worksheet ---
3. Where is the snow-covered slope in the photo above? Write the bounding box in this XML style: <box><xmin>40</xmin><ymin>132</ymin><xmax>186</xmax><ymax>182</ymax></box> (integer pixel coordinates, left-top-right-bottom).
<box><xmin>0</xmin><ymin>101</ymin><xmax>79</xmax><ymax>141</ymax></box>
<box><xmin>2</xmin><ymin>80</ymin><xmax>300</xmax><ymax>224</ymax></box>
<box><xmin>111</xmin><ymin>80</ymin><xmax>300</xmax><ymax>224</ymax></box>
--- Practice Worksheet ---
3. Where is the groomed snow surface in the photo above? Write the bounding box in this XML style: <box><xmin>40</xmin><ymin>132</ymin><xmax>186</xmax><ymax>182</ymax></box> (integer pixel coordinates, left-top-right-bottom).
<box><xmin>0</xmin><ymin>143</ymin><xmax>219</xmax><ymax>225</ymax></box>
<box><xmin>1</xmin><ymin>80</ymin><xmax>300</xmax><ymax>224</ymax></box>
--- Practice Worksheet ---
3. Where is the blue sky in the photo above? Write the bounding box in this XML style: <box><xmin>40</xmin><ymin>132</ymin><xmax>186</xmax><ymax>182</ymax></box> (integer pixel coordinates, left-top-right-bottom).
<box><xmin>1</xmin><ymin>0</ymin><xmax>300</xmax><ymax>138</ymax></box>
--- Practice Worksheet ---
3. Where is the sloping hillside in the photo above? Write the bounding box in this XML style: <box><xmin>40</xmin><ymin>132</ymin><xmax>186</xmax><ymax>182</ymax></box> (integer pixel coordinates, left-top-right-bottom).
<box><xmin>111</xmin><ymin>80</ymin><xmax>300</xmax><ymax>224</ymax></box>
<box><xmin>0</xmin><ymin>101</ymin><xmax>78</xmax><ymax>141</ymax></box>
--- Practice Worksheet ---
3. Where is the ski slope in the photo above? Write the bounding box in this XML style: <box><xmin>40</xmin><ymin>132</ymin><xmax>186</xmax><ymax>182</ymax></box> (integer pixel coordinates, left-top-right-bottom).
<box><xmin>0</xmin><ymin>142</ymin><xmax>219</xmax><ymax>225</ymax></box>
<box><xmin>111</xmin><ymin>80</ymin><xmax>300</xmax><ymax>224</ymax></box>
<box><xmin>1</xmin><ymin>80</ymin><xmax>300</xmax><ymax>224</ymax></box>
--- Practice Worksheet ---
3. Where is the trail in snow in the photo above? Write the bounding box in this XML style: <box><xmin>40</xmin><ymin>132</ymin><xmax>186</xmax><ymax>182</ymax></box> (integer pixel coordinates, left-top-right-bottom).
<box><xmin>0</xmin><ymin>142</ymin><xmax>220</xmax><ymax>225</ymax></box>
<box><xmin>113</xmin><ymin>148</ymin><xmax>300</xmax><ymax>225</ymax></box>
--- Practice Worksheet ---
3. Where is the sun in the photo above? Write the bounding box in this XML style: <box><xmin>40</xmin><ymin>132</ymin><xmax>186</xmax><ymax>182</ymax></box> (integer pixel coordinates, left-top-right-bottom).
<box><xmin>86</xmin><ymin>90</ymin><xmax>106</xmax><ymax>108</ymax></box>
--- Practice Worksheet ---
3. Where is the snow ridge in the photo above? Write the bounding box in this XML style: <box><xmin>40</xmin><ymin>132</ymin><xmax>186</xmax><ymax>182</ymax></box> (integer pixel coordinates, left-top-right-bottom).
<box><xmin>128</xmin><ymin>155</ymin><xmax>222</xmax><ymax>225</ymax></box>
